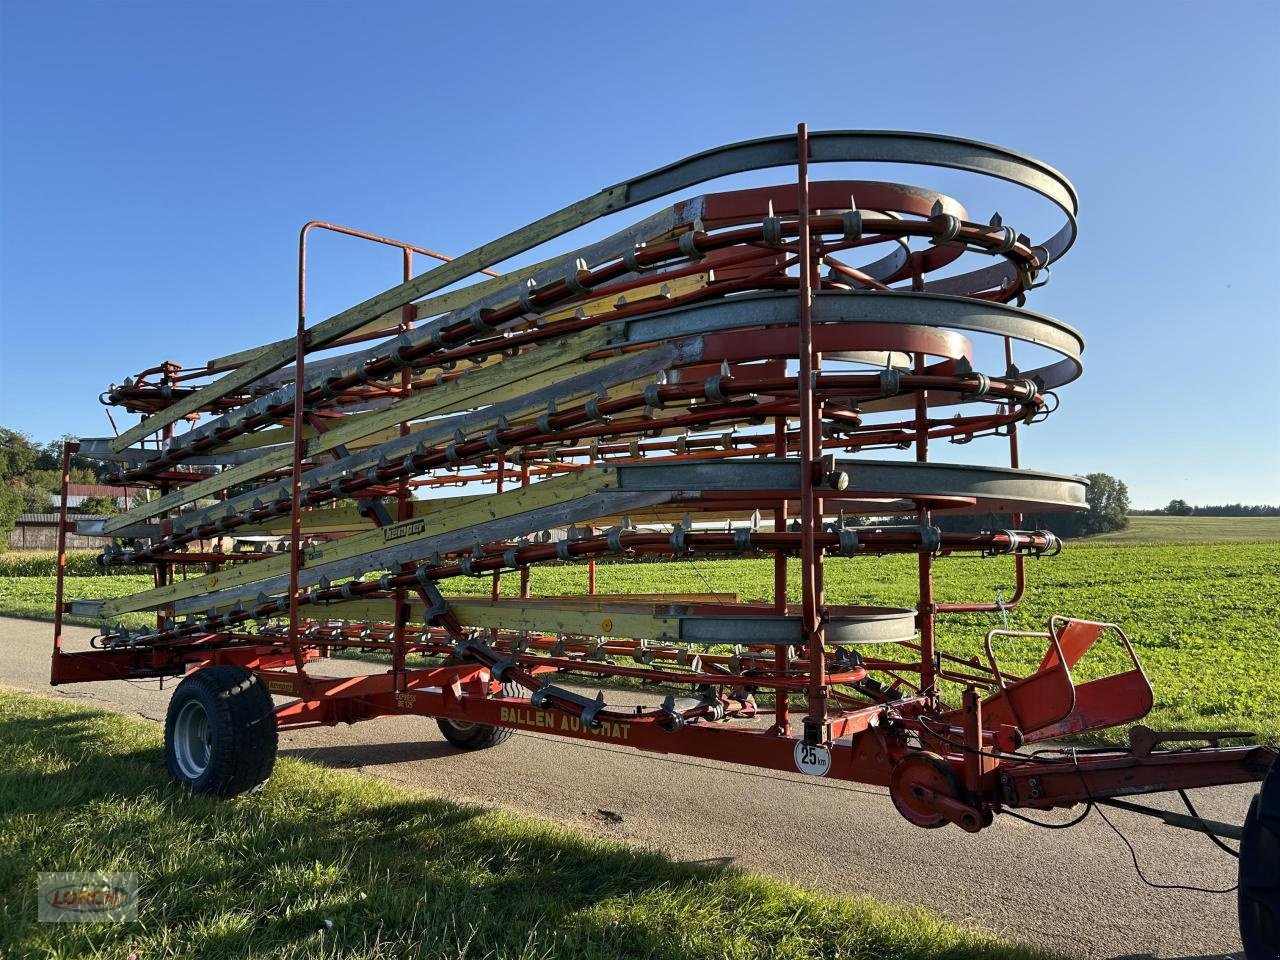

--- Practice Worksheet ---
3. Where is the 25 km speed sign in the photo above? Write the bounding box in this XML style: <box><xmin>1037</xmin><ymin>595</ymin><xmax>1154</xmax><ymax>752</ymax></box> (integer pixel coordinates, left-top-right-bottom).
<box><xmin>794</xmin><ymin>741</ymin><xmax>832</xmax><ymax>777</ymax></box>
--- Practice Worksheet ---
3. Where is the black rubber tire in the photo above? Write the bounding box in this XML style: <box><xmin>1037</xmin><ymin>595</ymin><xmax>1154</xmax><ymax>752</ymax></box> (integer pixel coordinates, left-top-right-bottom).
<box><xmin>435</xmin><ymin>663</ymin><xmax>518</xmax><ymax>751</ymax></box>
<box><xmin>436</xmin><ymin>715</ymin><xmax>517</xmax><ymax>750</ymax></box>
<box><xmin>164</xmin><ymin>665</ymin><xmax>278</xmax><ymax>796</ymax></box>
<box><xmin>1239</xmin><ymin>757</ymin><xmax>1280</xmax><ymax>960</ymax></box>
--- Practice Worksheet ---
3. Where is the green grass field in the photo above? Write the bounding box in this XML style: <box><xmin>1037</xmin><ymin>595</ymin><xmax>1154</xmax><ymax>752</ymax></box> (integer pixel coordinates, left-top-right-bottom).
<box><xmin>0</xmin><ymin>521</ymin><xmax>1273</xmax><ymax>958</ymax></box>
<box><xmin>1080</xmin><ymin>515</ymin><xmax>1280</xmax><ymax>545</ymax></box>
<box><xmin>2</xmin><ymin>516</ymin><xmax>1277</xmax><ymax>741</ymax></box>
<box><xmin>0</xmin><ymin>689</ymin><xmax>1048</xmax><ymax>960</ymax></box>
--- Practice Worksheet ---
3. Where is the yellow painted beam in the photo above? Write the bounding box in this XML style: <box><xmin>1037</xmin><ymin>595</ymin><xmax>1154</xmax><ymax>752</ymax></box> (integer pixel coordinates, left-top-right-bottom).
<box><xmin>113</xmin><ymin>184</ymin><xmax>627</xmax><ymax>450</ymax></box>
<box><xmin>98</xmin><ymin>468</ymin><xmax>620</xmax><ymax>616</ymax></box>
<box><xmin>206</xmin><ymin>249</ymin><xmax>581</xmax><ymax>373</ymax></box>
<box><xmin>103</xmin><ymin>328</ymin><xmax>609</xmax><ymax>533</ymax></box>
<box><xmin>235</xmin><ymin>494</ymin><xmax>478</xmax><ymax>535</ymax></box>
<box><xmin>509</xmin><ymin>592</ymin><xmax>738</xmax><ymax>605</ymax></box>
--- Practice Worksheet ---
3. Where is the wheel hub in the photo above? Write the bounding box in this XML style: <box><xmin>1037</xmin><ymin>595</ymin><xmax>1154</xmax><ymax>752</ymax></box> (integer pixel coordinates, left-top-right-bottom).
<box><xmin>172</xmin><ymin>699</ymin><xmax>212</xmax><ymax>780</ymax></box>
<box><xmin>890</xmin><ymin>752</ymin><xmax>962</xmax><ymax>829</ymax></box>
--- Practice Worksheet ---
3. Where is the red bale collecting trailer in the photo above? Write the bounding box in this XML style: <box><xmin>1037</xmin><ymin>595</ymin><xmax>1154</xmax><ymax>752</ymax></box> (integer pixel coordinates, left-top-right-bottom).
<box><xmin>51</xmin><ymin>127</ymin><xmax>1279</xmax><ymax>957</ymax></box>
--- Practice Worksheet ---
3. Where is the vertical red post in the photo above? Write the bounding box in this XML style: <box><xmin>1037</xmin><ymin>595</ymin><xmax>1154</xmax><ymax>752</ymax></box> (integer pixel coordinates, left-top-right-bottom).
<box><xmin>796</xmin><ymin>124</ymin><xmax>827</xmax><ymax>740</ymax></box>
<box><xmin>771</xmin><ymin>414</ymin><xmax>790</xmax><ymax>734</ymax></box>
<box><xmin>491</xmin><ymin>455</ymin><xmax>505</xmax><ymax>602</ymax></box>
<box><xmin>488</xmin><ymin>456</ymin><xmax>507</xmax><ymax>644</ymax></box>
<box><xmin>914</xmin><ymin>351</ymin><xmax>936</xmax><ymax>694</ymax></box>
<box><xmin>588</xmin><ymin>541</ymin><xmax>597</xmax><ymax>595</ymax></box>
<box><xmin>156</xmin><ymin>421</ymin><xmax>174</xmax><ymax>632</ymax></box>
<box><xmin>1004</xmin><ymin>335</ymin><xmax>1025</xmax><ymax>611</ymax></box>
<box><xmin>286</xmin><ymin>227</ymin><xmax>314</xmax><ymax>678</ymax></box>
<box><xmin>392</xmin><ymin>247</ymin><xmax>415</xmax><ymax>685</ymax></box>
<box><xmin>519</xmin><ymin>461</ymin><xmax>532</xmax><ymax>599</ymax></box>
<box><xmin>961</xmin><ymin>686</ymin><xmax>984</xmax><ymax>792</ymax></box>
<box><xmin>50</xmin><ymin>439</ymin><xmax>77</xmax><ymax>682</ymax></box>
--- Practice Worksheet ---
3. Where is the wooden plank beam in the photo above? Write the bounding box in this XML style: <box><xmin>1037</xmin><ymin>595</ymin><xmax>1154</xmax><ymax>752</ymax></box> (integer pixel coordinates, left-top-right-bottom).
<box><xmin>114</xmin><ymin>340</ymin><xmax>685</xmax><ymax>540</ymax></box>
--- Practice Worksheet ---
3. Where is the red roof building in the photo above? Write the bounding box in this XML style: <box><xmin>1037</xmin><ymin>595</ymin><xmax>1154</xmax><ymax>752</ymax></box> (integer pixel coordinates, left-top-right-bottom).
<box><xmin>50</xmin><ymin>484</ymin><xmax>139</xmax><ymax>510</ymax></box>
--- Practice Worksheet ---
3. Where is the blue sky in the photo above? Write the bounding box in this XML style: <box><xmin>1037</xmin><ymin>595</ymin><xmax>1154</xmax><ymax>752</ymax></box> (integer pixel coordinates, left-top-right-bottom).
<box><xmin>1</xmin><ymin>1</ymin><xmax>1277</xmax><ymax>508</ymax></box>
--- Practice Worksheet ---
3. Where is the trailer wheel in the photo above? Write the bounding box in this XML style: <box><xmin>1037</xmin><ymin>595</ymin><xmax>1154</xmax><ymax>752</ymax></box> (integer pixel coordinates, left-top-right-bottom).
<box><xmin>890</xmin><ymin>751</ymin><xmax>961</xmax><ymax>829</ymax></box>
<box><xmin>164</xmin><ymin>665</ymin><xmax>278</xmax><ymax>796</ymax></box>
<box><xmin>435</xmin><ymin>660</ymin><xmax>517</xmax><ymax>751</ymax></box>
<box><xmin>436</xmin><ymin>716</ymin><xmax>517</xmax><ymax>750</ymax></box>
<box><xmin>1239</xmin><ymin>758</ymin><xmax>1280</xmax><ymax>960</ymax></box>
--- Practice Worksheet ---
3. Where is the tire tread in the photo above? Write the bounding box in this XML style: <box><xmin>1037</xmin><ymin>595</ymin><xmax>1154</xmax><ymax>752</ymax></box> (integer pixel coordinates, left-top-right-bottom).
<box><xmin>164</xmin><ymin>665</ymin><xmax>277</xmax><ymax>796</ymax></box>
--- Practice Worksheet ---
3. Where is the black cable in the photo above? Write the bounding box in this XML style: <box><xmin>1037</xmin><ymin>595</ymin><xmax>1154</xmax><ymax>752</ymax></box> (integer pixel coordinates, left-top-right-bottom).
<box><xmin>920</xmin><ymin>720</ymin><xmax>1242</xmax><ymax>892</ymax></box>
<box><xmin>1067</xmin><ymin>759</ymin><xmax>1238</xmax><ymax>893</ymax></box>
<box><xmin>516</xmin><ymin>702</ymin><xmax>1242</xmax><ymax>896</ymax></box>
<box><xmin>1094</xmin><ymin>803</ymin><xmax>1237</xmax><ymax>894</ymax></box>
<box><xmin>913</xmin><ymin>721</ymin><xmax>1106</xmax><ymax>835</ymax></box>
<box><xmin>647</xmin><ymin>510</ymin><xmax>727</xmax><ymax>605</ymax></box>
<box><xmin>1178</xmin><ymin>789</ymin><xmax>1241</xmax><ymax>859</ymax></box>
<box><xmin>245</xmin><ymin>641</ymin><xmax>1253</xmax><ymax>897</ymax></box>
<box><xmin>1001</xmin><ymin>803</ymin><xmax>1093</xmax><ymax>829</ymax></box>
<box><xmin>1030</xmin><ymin>744</ymin><xmax>1129</xmax><ymax>757</ymax></box>
<box><xmin>1061</xmin><ymin>753</ymin><xmax>1239</xmax><ymax>893</ymax></box>
<box><xmin>912</xmin><ymin>718</ymin><xmax>1099</xmax><ymax>826</ymax></box>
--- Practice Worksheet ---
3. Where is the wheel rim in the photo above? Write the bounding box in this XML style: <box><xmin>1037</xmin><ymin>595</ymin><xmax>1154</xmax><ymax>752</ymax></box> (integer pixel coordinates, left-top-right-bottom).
<box><xmin>446</xmin><ymin>720</ymin><xmax>477</xmax><ymax>734</ymax></box>
<box><xmin>890</xmin><ymin>752</ymin><xmax>959</xmax><ymax>829</ymax></box>
<box><xmin>173</xmin><ymin>699</ymin><xmax>212</xmax><ymax>780</ymax></box>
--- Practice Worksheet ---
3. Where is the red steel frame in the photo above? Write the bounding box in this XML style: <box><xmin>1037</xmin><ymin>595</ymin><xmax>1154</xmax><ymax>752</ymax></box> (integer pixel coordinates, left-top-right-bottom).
<box><xmin>51</xmin><ymin>126</ymin><xmax>1276</xmax><ymax>837</ymax></box>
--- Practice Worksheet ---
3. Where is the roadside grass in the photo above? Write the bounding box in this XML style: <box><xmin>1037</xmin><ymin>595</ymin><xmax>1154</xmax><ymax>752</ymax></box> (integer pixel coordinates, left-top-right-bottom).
<box><xmin>3</xmin><ymin>520</ymin><xmax>1277</xmax><ymax>742</ymax></box>
<box><xmin>0</xmin><ymin>689</ymin><xmax>1050</xmax><ymax>960</ymax></box>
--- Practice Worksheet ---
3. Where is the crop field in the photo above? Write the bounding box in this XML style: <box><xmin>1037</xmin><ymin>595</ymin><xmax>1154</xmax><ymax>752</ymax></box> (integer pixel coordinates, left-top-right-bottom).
<box><xmin>2</xmin><ymin>517</ymin><xmax>1277</xmax><ymax>742</ymax></box>
<box><xmin>0</xmin><ymin>571</ymin><xmax>157</xmax><ymax>631</ymax></box>
<box><xmin>1081</xmin><ymin>515</ymin><xmax>1280</xmax><ymax>545</ymax></box>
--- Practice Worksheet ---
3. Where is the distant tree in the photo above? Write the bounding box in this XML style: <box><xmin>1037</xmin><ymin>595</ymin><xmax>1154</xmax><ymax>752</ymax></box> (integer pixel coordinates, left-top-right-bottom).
<box><xmin>1165</xmin><ymin>498</ymin><xmax>1194</xmax><ymax>516</ymax></box>
<box><xmin>36</xmin><ymin>435</ymin><xmax>112</xmax><ymax>481</ymax></box>
<box><xmin>77</xmin><ymin>495</ymin><xmax>120</xmax><ymax>516</ymax></box>
<box><xmin>0</xmin><ymin>486</ymin><xmax>19</xmax><ymax>552</ymax></box>
<box><xmin>1192</xmin><ymin>503</ymin><xmax>1280</xmax><ymax>517</ymax></box>
<box><xmin>0</xmin><ymin>429</ymin><xmax>43</xmax><ymax>551</ymax></box>
<box><xmin>16</xmin><ymin>479</ymin><xmax>53</xmax><ymax>513</ymax></box>
<box><xmin>12</xmin><ymin>466</ymin><xmax>91</xmax><ymax>513</ymax></box>
<box><xmin>1077</xmin><ymin>472</ymin><xmax>1130</xmax><ymax>535</ymax></box>
<box><xmin>0</xmin><ymin>430</ymin><xmax>109</xmax><ymax>539</ymax></box>
<box><xmin>23</xmin><ymin>467</ymin><xmax>60</xmax><ymax>507</ymax></box>
<box><xmin>0</xmin><ymin>429</ymin><xmax>40</xmax><ymax>479</ymax></box>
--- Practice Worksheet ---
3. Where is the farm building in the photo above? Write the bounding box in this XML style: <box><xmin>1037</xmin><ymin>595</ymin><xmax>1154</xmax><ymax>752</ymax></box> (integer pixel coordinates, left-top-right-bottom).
<box><xmin>49</xmin><ymin>483</ymin><xmax>139</xmax><ymax>511</ymax></box>
<box><xmin>8</xmin><ymin>513</ymin><xmax>110</xmax><ymax>550</ymax></box>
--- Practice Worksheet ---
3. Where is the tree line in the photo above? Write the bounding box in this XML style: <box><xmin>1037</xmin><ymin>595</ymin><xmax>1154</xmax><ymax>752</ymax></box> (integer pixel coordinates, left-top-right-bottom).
<box><xmin>1132</xmin><ymin>500</ymin><xmax>1280</xmax><ymax>517</ymax></box>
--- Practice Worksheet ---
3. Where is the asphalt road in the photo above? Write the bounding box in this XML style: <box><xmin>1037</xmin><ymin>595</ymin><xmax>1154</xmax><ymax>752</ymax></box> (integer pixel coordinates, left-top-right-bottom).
<box><xmin>2</xmin><ymin>617</ymin><xmax>1254</xmax><ymax>960</ymax></box>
